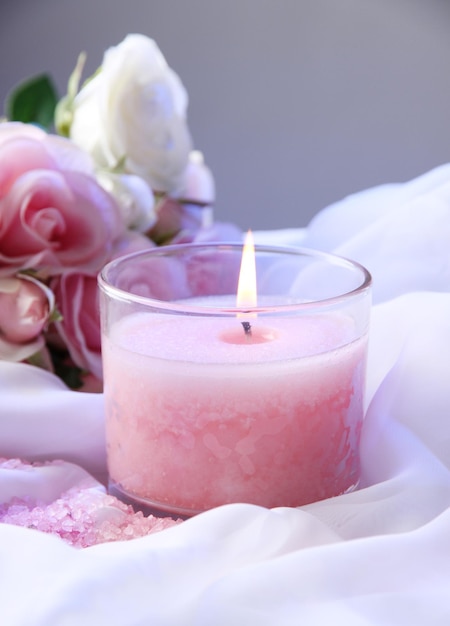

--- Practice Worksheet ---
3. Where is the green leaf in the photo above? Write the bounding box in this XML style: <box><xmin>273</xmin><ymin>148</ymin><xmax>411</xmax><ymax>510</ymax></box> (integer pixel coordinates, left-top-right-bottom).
<box><xmin>5</xmin><ymin>74</ymin><xmax>58</xmax><ymax>130</ymax></box>
<box><xmin>48</xmin><ymin>346</ymin><xmax>86</xmax><ymax>390</ymax></box>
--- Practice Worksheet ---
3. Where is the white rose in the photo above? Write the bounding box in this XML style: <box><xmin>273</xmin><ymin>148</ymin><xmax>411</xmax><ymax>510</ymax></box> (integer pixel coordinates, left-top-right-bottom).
<box><xmin>181</xmin><ymin>150</ymin><xmax>215</xmax><ymax>206</ymax></box>
<box><xmin>96</xmin><ymin>170</ymin><xmax>156</xmax><ymax>232</ymax></box>
<box><xmin>70</xmin><ymin>34</ymin><xmax>193</xmax><ymax>195</ymax></box>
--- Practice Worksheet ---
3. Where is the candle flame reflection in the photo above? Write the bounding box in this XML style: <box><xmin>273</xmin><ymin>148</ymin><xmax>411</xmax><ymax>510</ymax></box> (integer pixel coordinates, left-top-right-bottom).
<box><xmin>237</xmin><ymin>230</ymin><xmax>257</xmax><ymax>314</ymax></box>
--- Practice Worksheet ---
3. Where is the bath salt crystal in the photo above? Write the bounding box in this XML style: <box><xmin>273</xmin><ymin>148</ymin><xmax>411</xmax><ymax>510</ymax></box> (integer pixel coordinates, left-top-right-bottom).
<box><xmin>0</xmin><ymin>458</ymin><xmax>182</xmax><ymax>548</ymax></box>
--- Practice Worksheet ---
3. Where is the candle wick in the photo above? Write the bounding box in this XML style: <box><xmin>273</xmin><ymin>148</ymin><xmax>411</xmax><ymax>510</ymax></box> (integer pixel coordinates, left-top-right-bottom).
<box><xmin>241</xmin><ymin>321</ymin><xmax>252</xmax><ymax>337</ymax></box>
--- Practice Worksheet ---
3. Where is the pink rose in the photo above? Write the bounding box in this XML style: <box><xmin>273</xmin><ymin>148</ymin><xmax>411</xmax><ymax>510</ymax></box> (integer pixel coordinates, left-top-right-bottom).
<box><xmin>146</xmin><ymin>149</ymin><xmax>216</xmax><ymax>244</ymax></box>
<box><xmin>45</xmin><ymin>231</ymin><xmax>155</xmax><ymax>383</ymax></box>
<box><xmin>0</xmin><ymin>122</ymin><xmax>124</xmax><ymax>277</ymax></box>
<box><xmin>147</xmin><ymin>197</ymin><xmax>209</xmax><ymax>244</ymax></box>
<box><xmin>147</xmin><ymin>199</ymin><xmax>241</xmax><ymax>247</ymax></box>
<box><xmin>102</xmin><ymin>252</ymin><xmax>190</xmax><ymax>302</ymax></box>
<box><xmin>110</xmin><ymin>229</ymin><xmax>156</xmax><ymax>261</ymax></box>
<box><xmin>189</xmin><ymin>221</ymin><xmax>242</xmax><ymax>245</ymax></box>
<box><xmin>0</xmin><ymin>275</ymin><xmax>54</xmax><ymax>361</ymax></box>
<box><xmin>50</xmin><ymin>272</ymin><xmax>102</xmax><ymax>379</ymax></box>
<box><xmin>0</xmin><ymin>122</ymin><xmax>94</xmax><ymax>195</ymax></box>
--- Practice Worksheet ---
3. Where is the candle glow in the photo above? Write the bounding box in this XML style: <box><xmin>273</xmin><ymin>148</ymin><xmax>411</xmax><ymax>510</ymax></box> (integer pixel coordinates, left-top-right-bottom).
<box><xmin>237</xmin><ymin>230</ymin><xmax>257</xmax><ymax>311</ymax></box>
<box><xmin>236</xmin><ymin>230</ymin><xmax>257</xmax><ymax>338</ymax></box>
<box><xmin>220</xmin><ymin>230</ymin><xmax>276</xmax><ymax>345</ymax></box>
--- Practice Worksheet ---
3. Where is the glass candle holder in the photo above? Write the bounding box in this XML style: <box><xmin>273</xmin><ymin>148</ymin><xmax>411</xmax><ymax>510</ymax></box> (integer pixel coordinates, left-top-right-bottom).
<box><xmin>98</xmin><ymin>242</ymin><xmax>371</xmax><ymax>517</ymax></box>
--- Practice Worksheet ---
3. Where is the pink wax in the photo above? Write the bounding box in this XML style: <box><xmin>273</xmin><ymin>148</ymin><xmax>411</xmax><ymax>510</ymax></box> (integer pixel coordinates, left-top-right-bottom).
<box><xmin>103</xmin><ymin>310</ymin><xmax>368</xmax><ymax>515</ymax></box>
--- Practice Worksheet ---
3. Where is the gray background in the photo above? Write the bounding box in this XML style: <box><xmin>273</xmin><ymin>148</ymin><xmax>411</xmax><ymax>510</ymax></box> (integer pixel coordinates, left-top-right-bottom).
<box><xmin>1</xmin><ymin>0</ymin><xmax>450</xmax><ymax>231</ymax></box>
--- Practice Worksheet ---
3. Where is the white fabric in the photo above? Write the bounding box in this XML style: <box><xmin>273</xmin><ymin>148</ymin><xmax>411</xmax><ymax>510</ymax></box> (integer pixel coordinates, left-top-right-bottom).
<box><xmin>3</xmin><ymin>165</ymin><xmax>450</xmax><ymax>624</ymax></box>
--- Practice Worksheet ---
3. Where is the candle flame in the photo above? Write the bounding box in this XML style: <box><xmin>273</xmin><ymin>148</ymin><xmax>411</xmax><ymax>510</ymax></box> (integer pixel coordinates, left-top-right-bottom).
<box><xmin>237</xmin><ymin>230</ymin><xmax>257</xmax><ymax>312</ymax></box>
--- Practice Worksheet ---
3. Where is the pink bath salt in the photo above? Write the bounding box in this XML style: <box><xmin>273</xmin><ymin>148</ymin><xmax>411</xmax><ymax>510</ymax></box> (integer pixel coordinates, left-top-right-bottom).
<box><xmin>0</xmin><ymin>458</ymin><xmax>182</xmax><ymax>547</ymax></box>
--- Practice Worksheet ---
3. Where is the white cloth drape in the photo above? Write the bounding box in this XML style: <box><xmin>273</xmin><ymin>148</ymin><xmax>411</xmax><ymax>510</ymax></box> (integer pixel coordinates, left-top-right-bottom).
<box><xmin>3</xmin><ymin>164</ymin><xmax>450</xmax><ymax>625</ymax></box>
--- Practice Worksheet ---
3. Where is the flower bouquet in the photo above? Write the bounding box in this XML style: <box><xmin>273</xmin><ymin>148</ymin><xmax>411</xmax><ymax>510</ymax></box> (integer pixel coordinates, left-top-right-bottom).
<box><xmin>0</xmin><ymin>33</ymin><xmax>240</xmax><ymax>390</ymax></box>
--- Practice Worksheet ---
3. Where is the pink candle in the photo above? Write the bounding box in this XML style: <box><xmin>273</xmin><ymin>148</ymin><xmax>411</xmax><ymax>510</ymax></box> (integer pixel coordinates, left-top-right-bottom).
<box><xmin>103</xmin><ymin>308</ymin><xmax>368</xmax><ymax>515</ymax></box>
<box><xmin>99</xmin><ymin>240</ymin><xmax>371</xmax><ymax>516</ymax></box>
